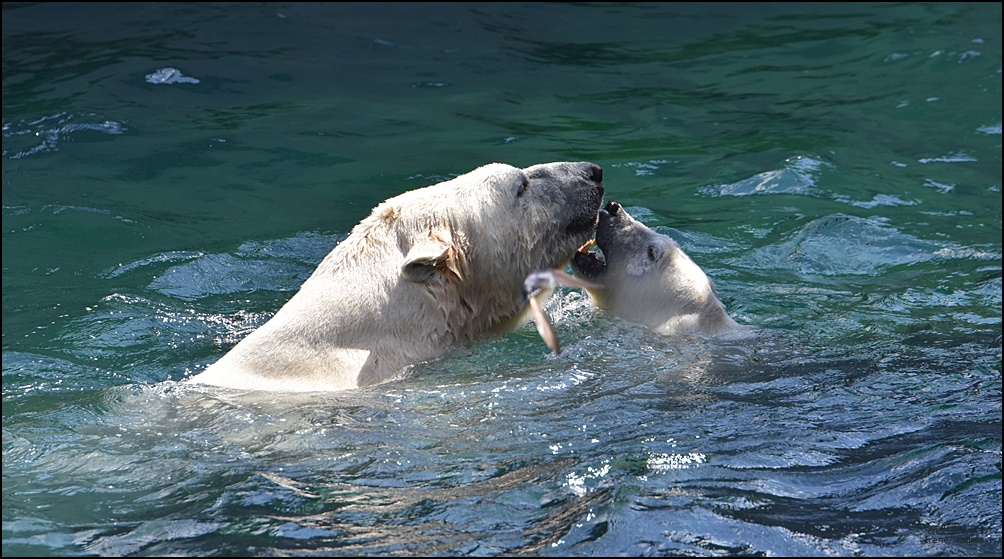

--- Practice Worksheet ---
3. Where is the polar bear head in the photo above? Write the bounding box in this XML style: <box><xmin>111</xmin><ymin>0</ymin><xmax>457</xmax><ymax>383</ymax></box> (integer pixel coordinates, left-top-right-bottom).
<box><xmin>571</xmin><ymin>201</ymin><xmax>739</xmax><ymax>336</ymax></box>
<box><xmin>359</xmin><ymin>161</ymin><xmax>605</xmax><ymax>334</ymax></box>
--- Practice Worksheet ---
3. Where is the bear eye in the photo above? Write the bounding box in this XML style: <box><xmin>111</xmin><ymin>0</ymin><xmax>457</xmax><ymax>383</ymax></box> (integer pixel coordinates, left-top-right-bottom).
<box><xmin>515</xmin><ymin>176</ymin><xmax>530</xmax><ymax>198</ymax></box>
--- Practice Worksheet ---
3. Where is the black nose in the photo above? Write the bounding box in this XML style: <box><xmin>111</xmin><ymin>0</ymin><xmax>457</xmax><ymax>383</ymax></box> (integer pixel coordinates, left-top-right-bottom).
<box><xmin>605</xmin><ymin>201</ymin><xmax>621</xmax><ymax>214</ymax></box>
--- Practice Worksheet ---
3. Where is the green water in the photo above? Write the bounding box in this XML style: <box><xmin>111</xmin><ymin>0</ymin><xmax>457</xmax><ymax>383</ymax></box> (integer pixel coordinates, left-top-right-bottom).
<box><xmin>3</xmin><ymin>3</ymin><xmax>1001</xmax><ymax>556</ymax></box>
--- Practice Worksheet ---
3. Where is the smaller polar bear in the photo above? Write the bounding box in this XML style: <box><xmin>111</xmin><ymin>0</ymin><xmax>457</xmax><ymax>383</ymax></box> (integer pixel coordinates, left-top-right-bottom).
<box><xmin>571</xmin><ymin>201</ymin><xmax>743</xmax><ymax>336</ymax></box>
<box><xmin>188</xmin><ymin>162</ymin><xmax>604</xmax><ymax>392</ymax></box>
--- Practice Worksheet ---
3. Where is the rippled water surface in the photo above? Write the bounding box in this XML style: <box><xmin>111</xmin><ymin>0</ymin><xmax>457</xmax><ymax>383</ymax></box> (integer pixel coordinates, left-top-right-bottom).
<box><xmin>3</xmin><ymin>3</ymin><xmax>1001</xmax><ymax>556</ymax></box>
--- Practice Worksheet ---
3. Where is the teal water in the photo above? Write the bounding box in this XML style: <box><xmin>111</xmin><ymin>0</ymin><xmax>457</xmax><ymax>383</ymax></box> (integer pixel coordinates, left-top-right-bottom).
<box><xmin>3</xmin><ymin>2</ymin><xmax>1001</xmax><ymax>556</ymax></box>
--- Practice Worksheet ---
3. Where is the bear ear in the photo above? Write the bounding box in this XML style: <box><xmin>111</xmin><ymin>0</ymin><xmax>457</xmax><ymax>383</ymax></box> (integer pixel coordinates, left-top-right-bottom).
<box><xmin>401</xmin><ymin>237</ymin><xmax>452</xmax><ymax>283</ymax></box>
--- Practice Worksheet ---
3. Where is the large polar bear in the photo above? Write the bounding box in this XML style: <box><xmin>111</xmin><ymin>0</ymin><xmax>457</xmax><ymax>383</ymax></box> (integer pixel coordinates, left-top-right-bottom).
<box><xmin>570</xmin><ymin>201</ymin><xmax>743</xmax><ymax>336</ymax></box>
<box><xmin>188</xmin><ymin>162</ymin><xmax>604</xmax><ymax>392</ymax></box>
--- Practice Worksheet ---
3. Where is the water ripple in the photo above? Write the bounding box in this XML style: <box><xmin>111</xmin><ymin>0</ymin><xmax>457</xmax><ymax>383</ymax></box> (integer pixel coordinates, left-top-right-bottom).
<box><xmin>700</xmin><ymin>155</ymin><xmax>830</xmax><ymax>198</ymax></box>
<box><xmin>736</xmin><ymin>214</ymin><xmax>950</xmax><ymax>277</ymax></box>
<box><xmin>2</xmin><ymin>113</ymin><xmax>126</xmax><ymax>159</ymax></box>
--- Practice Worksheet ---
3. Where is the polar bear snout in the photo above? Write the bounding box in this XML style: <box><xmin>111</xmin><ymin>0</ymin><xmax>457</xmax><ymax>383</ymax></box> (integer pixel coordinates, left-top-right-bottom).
<box><xmin>524</xmin><ymin>161</ymin><xmax>605</xmax><ymax>239</ymax></box>
<box><xmin>568</xmin><ymin>200</ymin><xmax>623</xmax><ymax>282</ymax></box>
